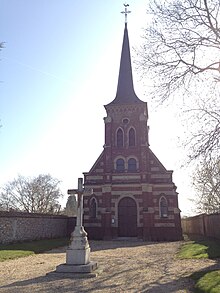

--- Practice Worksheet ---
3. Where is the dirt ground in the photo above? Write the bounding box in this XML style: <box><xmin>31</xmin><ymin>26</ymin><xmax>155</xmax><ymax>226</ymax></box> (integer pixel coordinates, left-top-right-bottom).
<box><xmin>0</xmin><ymin>240</ymin><xmax>220</xmax><ymax>293</ymax></box>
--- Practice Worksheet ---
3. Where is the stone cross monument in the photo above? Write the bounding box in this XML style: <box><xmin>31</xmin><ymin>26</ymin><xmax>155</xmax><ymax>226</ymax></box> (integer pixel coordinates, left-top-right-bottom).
<box><xmin>55</xmin><ymin>178</ymin><xmax>98</xmax><ymax>275</ymax></box>
<box><xmin>66</xmin><ymin>178</ymin><xmax>91</xmax><ymax>265</ymax></box>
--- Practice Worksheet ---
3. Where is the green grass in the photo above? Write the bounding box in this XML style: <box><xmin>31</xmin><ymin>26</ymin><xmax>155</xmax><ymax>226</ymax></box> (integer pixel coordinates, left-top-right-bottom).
<box><xmin>177</xmin><ymin>239</ymin><xmax>220</xmax><ymax>259</ymax></box>
<box><xmin>0</xmin><ymin>250</ymin><xmax>35</xmax><ymax>262</ymax></box>
<box><xmin>191</xmin><ymin>270</ymin><xmax>220</xmax><ymax>293</ymax></box>
<box><xmin>0</xmin><ymin>237</ymin><xmax>69</xmax><ymax>262</ymax></box>
<box><xmin>177</xmin><ymin>239</ymin><xmax>220</xmax><ymax>292</ymax></box>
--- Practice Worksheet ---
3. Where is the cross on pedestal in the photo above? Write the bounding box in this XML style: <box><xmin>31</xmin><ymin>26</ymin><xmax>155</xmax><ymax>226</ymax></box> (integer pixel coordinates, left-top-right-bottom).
<box><xmin>68</xmin><ymin>178</ymin><xmax>93</xmax><ymax>232</ymax></box>
<box><xmin>65</xmin><ymin>178</ymin><xmax>93</xmax><ymax>265</ymax></box>
<box><xmin>53</xmin><ymin>177</ymin><xmax>98</xmax><ymax>275</ymax></box>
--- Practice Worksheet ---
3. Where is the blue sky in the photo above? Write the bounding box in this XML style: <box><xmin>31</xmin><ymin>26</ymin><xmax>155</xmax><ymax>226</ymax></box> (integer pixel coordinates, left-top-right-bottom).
<box><xmin>0</xmin><ymin>1</ymin><xmax>193</xmax><ymax>215</ymax></box>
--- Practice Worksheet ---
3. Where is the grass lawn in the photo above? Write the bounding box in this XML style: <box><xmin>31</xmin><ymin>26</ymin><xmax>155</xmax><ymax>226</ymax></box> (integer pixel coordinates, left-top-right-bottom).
<box><xmin>177</xmin><ymin>239</ymin><xmax>220</xmax><ymax>259</ymax></box>
<box><xmin>191</xmin><ymin>270</ymin><xmax>220</xmax><ymax>293</ymax></box>
<box><xmin>0</xmin><ymin>237</ymin><xmax>69</xmax><ymax>262</ymax></box>
<box><xmin>177</xmin><ymin>239</ymin><xmax>220</xmax><ymax>292</ymax></box>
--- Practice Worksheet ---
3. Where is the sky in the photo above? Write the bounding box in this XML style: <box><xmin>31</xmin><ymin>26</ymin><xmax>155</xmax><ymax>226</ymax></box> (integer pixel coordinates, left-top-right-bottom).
<box><xmin>0</xmin><ymin>0</ymin><xmax>195</xmax><ymax>216</ymax></box>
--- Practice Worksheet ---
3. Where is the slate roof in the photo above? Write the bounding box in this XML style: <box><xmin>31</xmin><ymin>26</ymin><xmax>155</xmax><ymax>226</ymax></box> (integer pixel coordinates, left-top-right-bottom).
<box><xmin>106</xmin><ymin>23</ymin><xmax>144</xmax><ymax>106</ymax></box>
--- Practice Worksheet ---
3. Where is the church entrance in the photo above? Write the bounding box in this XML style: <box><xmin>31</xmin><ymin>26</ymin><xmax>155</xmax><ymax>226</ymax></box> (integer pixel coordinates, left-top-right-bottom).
<box><xmin>118</xmin><ymin>197</ymin><xmax>137</xmax><ymax>237</ymax></box>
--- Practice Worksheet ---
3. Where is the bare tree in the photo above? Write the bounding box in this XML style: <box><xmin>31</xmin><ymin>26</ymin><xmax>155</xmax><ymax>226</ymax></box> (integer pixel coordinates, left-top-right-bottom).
<box><xmin>137</xmin><ymin>0</ymin><xmax>220</xmax><ymax>160</ymax></box>
<box><xmin>184</xmin><ymin>96</ymin><xmax>220</xmax><ymax>160</ymax></box>
<box><xmin>138</xmin><ymin>0</ymin><xmax>220</xmax><ymax>101</ymax></box>
<box><xmin>193</xmin><ymin>158</ymin><xmax>220</xmax><ymax>214</ymax></box>
<box><xmin>0</xmin><ymin>174</ymin><xmax>63</xmax><ymax>214</ymax></box>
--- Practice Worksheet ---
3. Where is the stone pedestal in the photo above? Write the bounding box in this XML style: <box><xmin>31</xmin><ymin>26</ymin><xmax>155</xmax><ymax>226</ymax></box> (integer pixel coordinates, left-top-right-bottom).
<box><xmin>53</xmin><ymin>226</ymin><xmax>98</xmax><ymax>276</ymax></box>
<box><xmin>56</xmin><ymin>261</ymin><xmax>98</xmax><ymax>274</ymax></box>
<box><xmin>66</xmin><ymin>226</ymin><xmax>90</xmax><ymax>265</ymax></box>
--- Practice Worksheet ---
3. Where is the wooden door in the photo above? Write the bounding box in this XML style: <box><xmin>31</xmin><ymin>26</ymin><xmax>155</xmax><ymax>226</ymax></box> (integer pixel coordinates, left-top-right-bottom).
<box><xmin>118</xmin><ymin>197</ymin><xmax>137</xmax><ymax>237</ymax></box>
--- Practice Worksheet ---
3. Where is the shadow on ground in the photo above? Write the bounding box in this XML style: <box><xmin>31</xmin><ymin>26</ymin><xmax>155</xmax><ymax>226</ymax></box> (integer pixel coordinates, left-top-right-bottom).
<box><xmin>0</xmin><ymin>258</ymin><xmax>209</xmax><ymax>293</ymax></box>
<box><xmin>0</xmin><ymin>270</ymin><xmax>193</xmax><ymax>293</ymax></box>
<box><xmin>1</xmin><ymin>240</ymin><xmax>220</xmax><ymax>293</ymax></box>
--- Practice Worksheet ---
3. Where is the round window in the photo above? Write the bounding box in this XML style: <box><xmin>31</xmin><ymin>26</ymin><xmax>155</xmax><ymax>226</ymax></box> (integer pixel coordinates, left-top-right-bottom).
<box><xmin>122</xmin><ymin>118</ymin><xmax>129</xmax><ymax>124</ymax></box>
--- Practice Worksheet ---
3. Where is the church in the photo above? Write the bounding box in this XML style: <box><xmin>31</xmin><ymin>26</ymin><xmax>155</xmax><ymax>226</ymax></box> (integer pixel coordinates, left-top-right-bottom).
<box><xmin>83</xmin><ymin>15</ymin><xmax>182</xmax><ymax>241</ymax></box>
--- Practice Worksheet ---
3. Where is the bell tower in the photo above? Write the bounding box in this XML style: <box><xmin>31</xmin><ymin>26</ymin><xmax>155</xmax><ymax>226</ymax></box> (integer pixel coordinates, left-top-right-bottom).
<box><xmin>83</xmin><ymin>5</ymin><xmax>182</xmax><ymax>241</ymax></box>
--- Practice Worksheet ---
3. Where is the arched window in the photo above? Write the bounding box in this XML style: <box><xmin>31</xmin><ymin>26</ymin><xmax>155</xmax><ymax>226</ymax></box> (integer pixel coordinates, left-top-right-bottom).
<box><xmin>129</xmin><ymin>128</ymin><xmax>135</xmax><ymax>146</ymax></box>
<box><xmin>159</xmin><ymin>196</ymin><xmax>168</xmax><ymax>218</ymax></box>
<box><xmin>90</xmin><ymin>197</ymin><xmax>97</xmax><ymax>219</ymax></box>
<box><xmin>116</xmin><ymin>128</ymin><xmax>124</xmax><ymax>147</ymax></box>
<box><xmin>116</xmin><ymin>158</ymin><xmax>125</xmax><ymax>172</ymax></box>
<box><xmin>128</xmin><ymin>158</ymin><xmax>137</xmax><ymax>172</ymax></box>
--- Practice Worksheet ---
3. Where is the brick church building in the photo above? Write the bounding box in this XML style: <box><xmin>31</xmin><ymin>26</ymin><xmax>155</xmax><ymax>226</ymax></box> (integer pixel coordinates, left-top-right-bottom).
<box><xmin>83</xmin><ymin>20</ymin><xmax>182</xmax><ymax>241</ymax></box>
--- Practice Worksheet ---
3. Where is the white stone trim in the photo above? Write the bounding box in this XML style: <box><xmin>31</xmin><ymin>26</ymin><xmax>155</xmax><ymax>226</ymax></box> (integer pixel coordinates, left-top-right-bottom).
<box><xmin>127</xmin><ymin>155</ymin><xmax>139</xmax><ymax>170</ymax></box>
<box><xmin>114</xmin><ymin>155</ymin><xmax>126</xmax><ymax>170</ymax></box>
<box><xmin>152</xmin><ymin>191</ymin><xmax>176</xmax><ymax>196</ymax></box>
<box><xmin>139</xmin><ymin>113</ymin><xmax>147</xmax><ymax>121</ymax></box>
<box><xmin>115</xmin><ymin>127</ymin><xmax>124</xmax><ymax>147</ymax></box>
<box><xmin>112</xmin><ymin>190</ymin><xmax>142</xmax><ymax>196</ymax></box>
<box><xmin>104</xmin><ymin>116</ymin><xmax>112</xmax><ymax>123</ymax></box>
<box><xmin>141</xmin><ymin>184</ymin><xmax>153</xmax><ymax>192</ymax></box>
<box><xmin>154</xmin><ymin>223</ymin><xmax>175</xmax><ymax>227</ymax></box>
<box><xmin>102</xmin><ymin>185</ymin><xmax>112</xmax><ymax>193</ymax></box>
<box><xmin>151</xmin><ymin>167</ymin><xmax>160</xmax><ymax>171</ymax></box>
<box><xmin>89</xmin><ymin>197</ymin><xmax>98</xmax><ymax>219</ymax></box>
<box><xmin>86</xmin><ymin>175</ymin><xmax>103</xmax><ymax>180</ymax></box>
<box><xmin>127</xmin><ymin>126</ymin><xmax>136</xmax><ymax>147</ymax></box>
<box><xmin>154</xmin><ymin>215</ymin><xmax>174</xmax><ymax>220</ymax></box>
<box><xmin>148</xmin><ymin>207</ymin><xmax>155</xmax><ymax>213</ymax></box>
<box><xmin>159</xmin><ymin>195</ymin><xmax>168</xmax><ymax>218</ymax></box>
<box><xmin>151</xmin><ymin>174</ymin><xmax>171</xmax><ymax>179</ymax></box>
<box><xmin>112</xmin><ymin>175</ymin><xmax>141</xmax><ymax>180</ymax></box>
<box><xmin>153</xmin><ymin>184</ymin><xmax>175</xmax><ymax>188</ymax></box>
<box><xmin>110</xmin><ymin>183</ymin><xmax>140</xmax><ymax>188</ymax></box>
<box><xmin>95</xmin><ymin>169</ymin><xmax>104</xmax><ymax>173</ymax></box>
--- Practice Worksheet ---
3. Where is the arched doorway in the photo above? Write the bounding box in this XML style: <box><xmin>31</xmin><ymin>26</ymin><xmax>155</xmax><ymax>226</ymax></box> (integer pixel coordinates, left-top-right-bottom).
<box><xmin>118</xmin><ymin>197</ymin><xmax>137</xmax><ymax>237</ymax></box>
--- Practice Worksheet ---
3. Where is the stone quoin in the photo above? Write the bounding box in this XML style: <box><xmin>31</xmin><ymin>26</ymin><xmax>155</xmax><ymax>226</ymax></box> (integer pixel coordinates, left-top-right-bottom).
<box><xmin>83</xmin><ymin>7</ymin><xmax>182</xmax><ymax>241</ymax></box>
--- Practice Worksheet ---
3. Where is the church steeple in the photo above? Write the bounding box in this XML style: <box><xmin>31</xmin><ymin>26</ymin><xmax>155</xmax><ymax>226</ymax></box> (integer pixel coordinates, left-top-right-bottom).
<box><xmin>106</xmin><ymin>6</ymin><xmax>144</xmax><ymax>106</ymax></box>
<box><xmin>83</xmin><ymin>5</ymin><xmax>182</xmax><ymax>243</ymax></box>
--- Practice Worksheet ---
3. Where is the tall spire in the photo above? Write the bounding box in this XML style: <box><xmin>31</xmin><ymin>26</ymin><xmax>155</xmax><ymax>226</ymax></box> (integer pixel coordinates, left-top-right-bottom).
<box><xmin>106</xmin><ymin>4</ymin><xmax>143</xmax><ymax>106</ymax></box>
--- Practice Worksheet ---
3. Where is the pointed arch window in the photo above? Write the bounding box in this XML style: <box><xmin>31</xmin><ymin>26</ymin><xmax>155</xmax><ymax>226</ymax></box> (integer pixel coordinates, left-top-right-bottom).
<box><xmin>128</xmin><ymin>158</ymin><xmax>137</xmax><ymax>172</ymax></box>
<box><xmin>116</xmin><ymin>128</ymin><xmax>124</xmax><ymax>147</ymax></box>
<box><xmin>129</xmin><ymin>128</ymin><xmax>136</xmax><ymax>147</ymax></box>
<box><xmin>159</xmin><ymin>196</ymin><xmax>168</xmax><ymax>218</ymax></box>
<box><xmin>90</xmin><ymin>197</ymin><xmax>97</xmax><ymax>219</ymax></box>
<box><xmin>116</xmin><ymin>158</ymin><xmax>125</xmax><ymax>172</ymax></box>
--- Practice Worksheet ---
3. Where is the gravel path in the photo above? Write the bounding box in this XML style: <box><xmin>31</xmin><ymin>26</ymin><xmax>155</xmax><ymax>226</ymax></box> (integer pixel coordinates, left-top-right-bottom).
<box><xmin>0</xmin><ymin>240</ymin><xmax>220</xmax><ymax>293</ymax></box>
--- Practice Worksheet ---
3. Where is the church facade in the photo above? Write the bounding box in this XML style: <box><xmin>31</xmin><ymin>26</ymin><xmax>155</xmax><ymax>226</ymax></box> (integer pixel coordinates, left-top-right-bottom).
<box><xmin>83</xmin><ymin>22</ymin><xmax>182</xmax><ymax>241</ymax></box>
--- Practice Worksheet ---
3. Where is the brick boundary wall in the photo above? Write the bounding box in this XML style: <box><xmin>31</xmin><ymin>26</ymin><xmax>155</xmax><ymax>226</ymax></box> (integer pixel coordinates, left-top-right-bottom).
<box><xmin>0</xmin><ymin>211</ymin><xmax>76</xmax><ymax>244</ymax></box>
<box><xmin>181</xmin><ymin>213</ymin><xmax>220</xmax><ymax>240</ymax></box>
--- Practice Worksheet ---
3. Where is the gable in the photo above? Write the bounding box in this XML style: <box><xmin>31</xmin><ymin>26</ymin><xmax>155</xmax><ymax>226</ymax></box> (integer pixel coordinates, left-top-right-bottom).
<box><xmin>86</xmin><ymin>151</ymin><xmax>104</xmax><ymax>174</ymax></box>
<box><xmin>149</xmin><ymin>148</ymin><xmax>169</xmax><ymax>172</ymax></box>
<box><xmin>149</xmin><ymin>148</ymin><xmax>173</xmax><ymax>183</ymax></box>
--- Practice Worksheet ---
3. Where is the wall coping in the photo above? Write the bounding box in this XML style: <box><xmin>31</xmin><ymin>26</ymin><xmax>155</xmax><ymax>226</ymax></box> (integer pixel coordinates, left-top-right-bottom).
<box><xmin>0</xmin><ymin>211</ymin><xmax>75</xmax><ymax>220</ymax></box>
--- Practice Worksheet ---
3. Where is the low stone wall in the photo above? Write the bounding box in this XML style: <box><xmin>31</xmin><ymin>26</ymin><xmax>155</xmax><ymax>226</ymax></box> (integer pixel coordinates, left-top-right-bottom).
<box><xmin>0</xmin><ymin>211</ymin><xmax>76</xmax><ymax>244</ymax></box>
<box><xmin>182</xmin><ymin>213</ymin><xmax>220</xmax><ymax>240</ymax></box>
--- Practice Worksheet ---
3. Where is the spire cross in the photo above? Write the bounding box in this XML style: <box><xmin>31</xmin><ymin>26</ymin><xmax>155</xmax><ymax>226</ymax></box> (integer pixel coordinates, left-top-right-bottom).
<box><xmin>121</xmin><ymin>3</ymin><xmax>131</xmax><ymax>24</ymax></box>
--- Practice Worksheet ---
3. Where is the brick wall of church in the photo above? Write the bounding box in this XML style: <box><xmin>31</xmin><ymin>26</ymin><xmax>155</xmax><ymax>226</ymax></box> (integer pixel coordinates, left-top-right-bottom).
<box><xmin>0</xmin><ymin>211</ymin><xmax>76</xmax><ymax>244</ymax></box>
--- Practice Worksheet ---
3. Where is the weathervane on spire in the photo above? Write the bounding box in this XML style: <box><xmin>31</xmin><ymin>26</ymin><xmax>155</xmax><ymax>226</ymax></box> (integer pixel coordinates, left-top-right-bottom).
<box><xmin>121</xmin><ymin>3</ymin><xmax>131</xmax><ymax>24</ymax></box>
